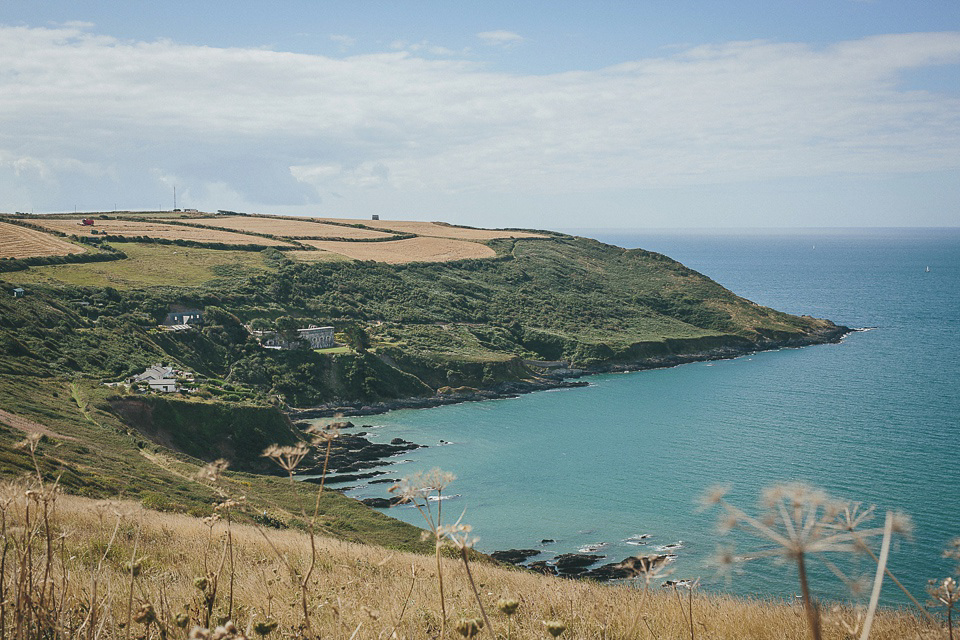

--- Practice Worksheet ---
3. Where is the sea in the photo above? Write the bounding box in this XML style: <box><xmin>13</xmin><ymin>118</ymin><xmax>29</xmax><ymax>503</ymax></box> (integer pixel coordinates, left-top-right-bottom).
<box><xmin>324</xmin><ymin>227</ymin><xmax>960</xmax><ymax>606</ymax></box>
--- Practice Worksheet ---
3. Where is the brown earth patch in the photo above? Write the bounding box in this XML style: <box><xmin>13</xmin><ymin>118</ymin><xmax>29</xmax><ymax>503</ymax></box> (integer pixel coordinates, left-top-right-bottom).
<box><xmin>318</xmin><ymin>218</ymin><xmax>547</xmax><ymax>240</ymax></box>
<box><xmin>179</xmin><ymin>216</ymin><xmax>395</xmax><ymax>239</ymax></box>
<box><xmin>30</xmin><ymin>219</ymin><xmax>293</xmax><ymax>246</ymax></box>
<box><xmin>297</xmin><ymin>237</ymin><xmax>496</xmax><ymax>263</ymax></box>
<box><xmin>0</xmin><ymin>408</ymin><xmax>76</xmax><ymax>441</ymax></box>
<box><xmin>0</xmin><ymin>221</ymin><xmax>87</xmax><ymax>259</ymax></box>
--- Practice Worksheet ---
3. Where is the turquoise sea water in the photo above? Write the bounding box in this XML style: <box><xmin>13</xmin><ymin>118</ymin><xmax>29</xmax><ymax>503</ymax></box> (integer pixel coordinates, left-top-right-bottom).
<box><xmin>331</xmin><ymin>228</ymin><xmax>960</xmax><ymax>604</ymax></box>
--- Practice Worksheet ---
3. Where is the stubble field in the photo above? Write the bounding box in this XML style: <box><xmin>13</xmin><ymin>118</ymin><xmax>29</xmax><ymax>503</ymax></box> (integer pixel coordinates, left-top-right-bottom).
<box><xmin>0</xmin><ymin>221</ymin><xmax>87</xmax><ymax>258</ymax></box>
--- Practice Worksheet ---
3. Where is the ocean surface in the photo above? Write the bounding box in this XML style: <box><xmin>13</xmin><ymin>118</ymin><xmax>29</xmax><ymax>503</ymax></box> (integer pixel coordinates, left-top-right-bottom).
<box><xmin>325</xmin><ymin>228</ymin><xmax>960</xmax><ymax>605</ymax></box>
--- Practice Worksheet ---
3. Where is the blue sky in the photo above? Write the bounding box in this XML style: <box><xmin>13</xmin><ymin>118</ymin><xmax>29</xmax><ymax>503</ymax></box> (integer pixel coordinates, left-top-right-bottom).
<box><xmin>1</xmin><ymin>1</ymin><xmax>958</xmax><ymax>227</ymax></box>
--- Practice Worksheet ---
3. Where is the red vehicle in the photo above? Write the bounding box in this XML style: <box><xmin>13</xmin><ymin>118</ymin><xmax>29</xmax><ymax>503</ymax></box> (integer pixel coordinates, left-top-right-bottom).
<box><xmin>81</xmin><ymin>218</ymin><xmax>94</xmax><ymax>225</ymax></box>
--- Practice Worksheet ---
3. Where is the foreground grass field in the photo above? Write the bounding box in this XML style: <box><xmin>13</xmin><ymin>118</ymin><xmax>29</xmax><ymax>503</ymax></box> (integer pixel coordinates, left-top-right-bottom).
<box><xmin>0</xmin><ymin>478</ymin><xmax>940</xmax><ymax>640</ymax></box>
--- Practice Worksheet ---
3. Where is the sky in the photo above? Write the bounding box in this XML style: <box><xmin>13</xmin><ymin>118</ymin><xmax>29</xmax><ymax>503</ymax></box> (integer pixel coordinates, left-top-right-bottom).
<box><xmin>1</xmin><ymin>1</ymin><xmax>959</xmax><ymax>228</ymax></box>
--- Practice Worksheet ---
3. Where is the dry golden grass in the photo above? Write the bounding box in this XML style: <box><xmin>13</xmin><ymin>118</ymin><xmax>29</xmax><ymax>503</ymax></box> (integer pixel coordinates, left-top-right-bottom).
<box><xmin>300</xmin><ymin>237</ymin><xmax>497</xmax><ymax>264</ymax></box>
<box><xmin>319</xmin><ymin>218</ymin><xmax>547</xmax><ymax>240</ymax></box>
<box><xmin>180</xmin><ymin>216</ymin><xmax>396</xmax><ymax>239</ymax></box>
<box><xmin>29</xmin><ymin>218</ymin><xmax>294</xmax><ymax>246</ymax></box>
<box><xmin>2</xmin><ymin>488</ymin><xmax>934</xmax><ymax>640</ymax></box>
<box><xmin>0</xmin><ymin>221</ymin><xmax>87</xmax><ymax>258</ymax></box>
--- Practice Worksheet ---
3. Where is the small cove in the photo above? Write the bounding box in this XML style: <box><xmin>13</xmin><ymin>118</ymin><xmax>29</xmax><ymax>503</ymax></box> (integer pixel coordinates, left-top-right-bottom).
<box><xmin>315</xmin><ymin>228</ymin><xmax>960</xmax><ymax>604</ymax></box>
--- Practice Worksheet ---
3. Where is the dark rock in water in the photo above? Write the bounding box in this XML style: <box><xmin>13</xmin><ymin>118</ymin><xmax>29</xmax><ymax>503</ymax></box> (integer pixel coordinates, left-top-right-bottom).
<box><xmin>309</xmin><ymin>470</ymin><xmax>384</xmax><ymax>484</ymax></box>
<box><xmin>527</xmin><ymin>561</ymin><xmax>558</xmax><ymax>576</ymax></box>
<box><xmin>581</xmin><ymin>554</ymin><xmax>674</xmax><ymax>582</ymax></box>
<box><xmin>553</xmin><ymin>553</ymin><xmax>604</xmax><ymax>576</ymax></box>
<box><xmin>541</xmin><ymin>539</ymin><xmax>555</xmax><ymax>544</ymax></box>
<box><xmin>369</xmin><ymin>477</ymin><xmax>399</xmax><ymax>484</ymax></box>
<box><xmin>294</xmin><ymin>430</ymin><xmax>424</xmax><ymax>477</ymax></box>
<box><xmin>662</xmin><ymin>579</ymin><xmax>695</xmax><ymax>589</ymax></box>
<box><xmin>359</xmin><ymin>496</ymin><xmax>403</xmax><ymax>508</ymax></box>
<box><xmin>490</xmin><ymin>549</ymin><xmax>541</xmax><ymax>565</ymax></box>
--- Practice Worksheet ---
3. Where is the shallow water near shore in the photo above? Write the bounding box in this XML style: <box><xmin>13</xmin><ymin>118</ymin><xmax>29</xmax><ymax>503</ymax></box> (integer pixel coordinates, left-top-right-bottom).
<box><xmin>329</xmin><ymin>227</ymin><xmax>960</xmax><ymax>605</ymax></box>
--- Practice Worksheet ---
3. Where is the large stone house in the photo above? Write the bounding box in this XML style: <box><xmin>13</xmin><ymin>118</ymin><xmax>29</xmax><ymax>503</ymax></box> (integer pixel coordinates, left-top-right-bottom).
<box><xmin>252</xmin><ymin>325</ymin><xmax>336</xmax><ymax>350</ymax></box>
<box><xmin>297</xmin><ymin>325</ymin><xmax>336</xmax><ymax>349</ymax></box>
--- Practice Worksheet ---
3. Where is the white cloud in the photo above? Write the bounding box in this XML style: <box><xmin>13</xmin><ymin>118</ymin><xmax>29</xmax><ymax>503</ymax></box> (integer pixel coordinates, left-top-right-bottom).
<box><xmin>55</xmin><ymin>21</ymin><xmax>95</xmax><ymax>29</ymax></box>
<box><xmin>1</xmin><ymin>26</ymin><xmax>959</xmax><ymax>218</ymax></box>
<box><xmin>390</xmin><ymin>39</ymin><xmax>463</xmax><ymax>56</ymax></box>
<box><xmin>477</xmin><ymin>30</ymin><xmax>524</xmax><ymax>47</ymax></box>
<box><xmin>329</xmin><ymin>34</ymin><xmax>355</xmax><ymax>51</ymax></box>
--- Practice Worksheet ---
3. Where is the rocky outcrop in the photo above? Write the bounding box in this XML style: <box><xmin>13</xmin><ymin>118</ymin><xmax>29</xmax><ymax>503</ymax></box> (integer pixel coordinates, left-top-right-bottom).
<box><xmin>580</xmin><ymin>554</ymin><xmax>673</xmax><ymax>581</ymax></box>
<box><xmin>553</xmin><ymin>553</ymin><xmax>605</xmax><ymax>576</ymax></box>
<box><xmin>490</xmin><ymin>549</ymin><xmax>542</xmax><ymax>565</ymax></box>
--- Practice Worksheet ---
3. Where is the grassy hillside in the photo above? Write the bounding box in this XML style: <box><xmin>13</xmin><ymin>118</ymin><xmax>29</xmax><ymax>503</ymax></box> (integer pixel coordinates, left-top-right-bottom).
<box><xmin>0</xmin><ymin>232</ymin><xmax>845</xmax><ymax>407</ymax></box>
<box><xmin>0</xmin><ymin>375</ymin><xmax>427</xmax><ymax>551</ymax></box>
<box><xmin>0</xmin><ymin>487</ymin><xmax>937</xmax><ymax>639</ymax></box>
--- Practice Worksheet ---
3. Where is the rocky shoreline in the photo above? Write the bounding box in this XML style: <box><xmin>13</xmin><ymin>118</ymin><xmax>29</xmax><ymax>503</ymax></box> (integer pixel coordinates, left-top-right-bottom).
<box><xmin>292</xmin><ymin>426</ymin><xmax>423</xmax><ymax>483</ymax></box>
<box><xmin>490</xmin><ymin>548</ymin><xmax>679</xmax><ymax>583</ymax></box>
<box><xmin>290</xmin><ymin>324</ymin><xmax>851</xmax><ymax>420</ymax></box>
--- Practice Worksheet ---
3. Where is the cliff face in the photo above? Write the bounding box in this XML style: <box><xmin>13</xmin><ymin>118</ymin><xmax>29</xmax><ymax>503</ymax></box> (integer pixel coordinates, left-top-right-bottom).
<box><xmin>107</xmin><ymin>396</ymin><xmax>301</xmax><ymax>473</ymax></box>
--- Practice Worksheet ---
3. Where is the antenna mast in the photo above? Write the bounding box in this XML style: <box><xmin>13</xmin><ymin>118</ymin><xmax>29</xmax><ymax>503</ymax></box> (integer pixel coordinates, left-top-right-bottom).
<box><xmin>173</xmin><ymin>185</ymin><xmax>177</xmax><ymax>211</ymax></box>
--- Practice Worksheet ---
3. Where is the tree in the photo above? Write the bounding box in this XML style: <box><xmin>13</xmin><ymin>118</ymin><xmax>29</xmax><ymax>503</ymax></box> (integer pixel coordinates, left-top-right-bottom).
<box><xmin>342</xmin><ymin>323</ymin><xmax>370</xmax><ymax>352</ymax></box>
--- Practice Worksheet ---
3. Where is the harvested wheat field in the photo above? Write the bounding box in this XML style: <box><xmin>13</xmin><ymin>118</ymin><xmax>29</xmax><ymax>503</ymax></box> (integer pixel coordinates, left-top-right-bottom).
<box><xmin>0</xmin><ymin>221</ymin><xmax>86</xmax><ymax>259</ymax></box>
<box><xmin>299</xmin><ymin>236</ymin><xmax>497</xmax><ymax>263</ymax></box>
<box><xmin>320</xmin><ymin>218</ymin><xmax>547</xmax><ymax>240</ymax></box>
<box><xmin>180</xmin><ymin>215</ymin><xmax>397</xmax><ymax>239</ymax></box>
<box><xmin>0</xmin><ymin>485</ymin><xmax>935</xmax><ymax>640</ymax></box>
<box><xmin>30</xmin><ymin>218</ymin><xmax>294</xmax><ymax>246</ymax></box>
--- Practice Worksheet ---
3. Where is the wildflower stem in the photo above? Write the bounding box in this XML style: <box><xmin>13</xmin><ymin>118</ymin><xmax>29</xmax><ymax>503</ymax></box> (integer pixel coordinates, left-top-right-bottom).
<box><xmin>124</xmin><ymin>524</ymin><xmax>141</xmax><ymax>640</ymax></box>
<box><xmin>436</xmin><ymin>540</ymin><xmax>447</xmax><ymax>637</ymax></box>
<box><xmin>460</xmin><ymin>548</ymin><xmax>494</xmax><ymax>637</ymax></box>
<box><xmin>796</xmin><ymin>552</ymin><xmax>822</xmax><ymax>640</ymax></box>
<box><xmin>860</xmin><ymin>510</ymin><xmax>892</xmax><ymax>640</ymax></box>
<box><xmin>227</xmin><ymin>509</ymin><xmax>235</xmax><ymax>621</ymax></box>
<box><xmin>862</xmin><ymin>548</ymin><xmax>936</xmax><ymax>623</ymax></box>
<box><xmin>387</xmin><ymin>564</ymin><xmax>418</xmax><ymax>639</ymax></box>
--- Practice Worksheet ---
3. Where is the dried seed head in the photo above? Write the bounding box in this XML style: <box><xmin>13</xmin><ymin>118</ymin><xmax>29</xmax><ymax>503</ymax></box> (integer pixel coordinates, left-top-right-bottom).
<box><xmin>261</xmin><ymin>443</ymin><xmax>310</xmax><ymax>473</ymax></box>
<box><xmin>215</xmin><ymin>498</ymin><xmax>242</xmax><ymax>512</ymax></box>
<box><xmin>133</xmin><ymin>603</ymin><xmax>157</xmax><ymax>625</ymax></box>
<box><xmin>699</xmin><ymin>483</ymin><xmax>732</xmax><ymax>507</ymax></box>
<box><xmin>196</xmin><ymin>459</ymin><xmax>229</xmax><ymax>483</ymax></box>
<box><xmin>543</xmin><ymin>620</ymin><xmax>567</xmax><ymax>637</ymax></box>
<box><xmin>709</xmin><ymin>482</ymin><xmax>913</xmax><ymax>598</ymax></box>
<box><xmin>252</xmin><ymin>619</ymin><xmax>278</xmax><ymax>636</ymax></box>
<box><xmin>390</xmin><ymin>468</ymin><xmax>456</xmax><ymax>503</ymax></box>
<box><xmin>890</xmin><ymin>511</ymin><xmax>914</xmax><ymax>537</ymax></box>
<box><xmin>125</xmin><ymin>557</ymin><xmax>146</xmax><ymax>577</ymax></box>
<box><xmin>497</xmin><ymin>598</ymin><xmax>520</xmax><ymax>616</ymax></box>
<box><xmin>438</xmin><ymin>521</ymin><xmax>478</xmax><ymax>550</ymax></box>
<box><xmin>306</xmin><ymin>420</ymin><xmax>342</xmax><ymax>444</ymax></box>
<box><xmin>455</xmin><ymin>617</ymin><xmax>484</xmax><ymax>638</ymax></box>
